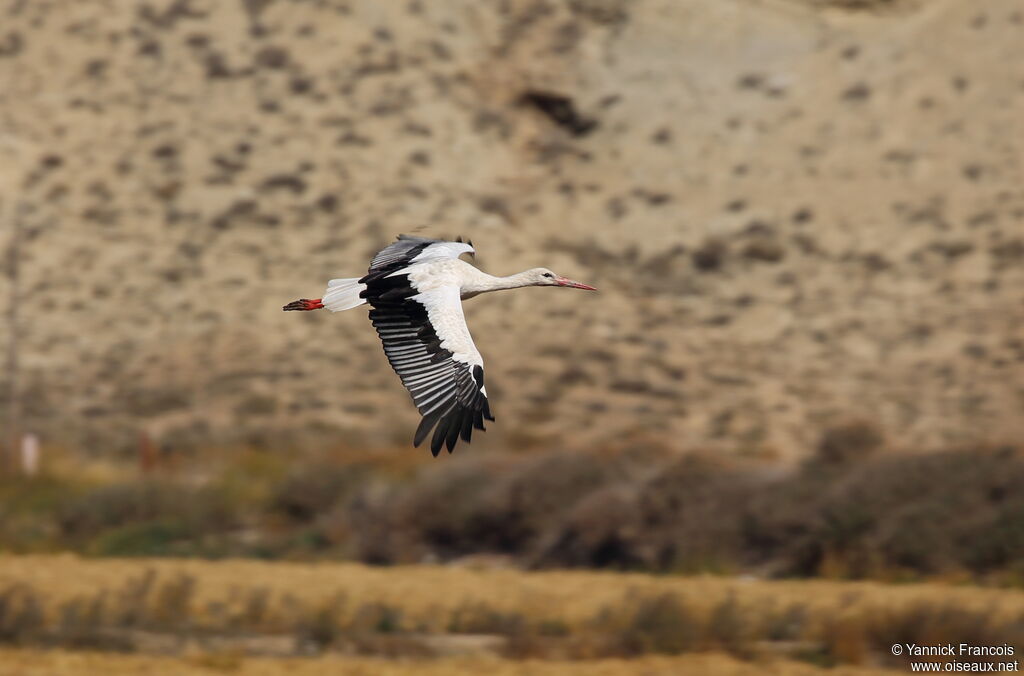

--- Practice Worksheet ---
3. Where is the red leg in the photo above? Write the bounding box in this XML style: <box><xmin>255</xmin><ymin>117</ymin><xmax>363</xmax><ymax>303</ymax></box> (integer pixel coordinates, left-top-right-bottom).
<box><xmin>283</xmin><ymin>298</ymin><xmax>324</xmax><ymax>311</ymax></box>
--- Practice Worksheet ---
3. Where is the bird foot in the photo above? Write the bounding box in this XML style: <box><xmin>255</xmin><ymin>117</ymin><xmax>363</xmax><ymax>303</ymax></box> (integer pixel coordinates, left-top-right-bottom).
<box><xmin>283</xmin><ymin>298</ymin><xmax>324</xmax><ymax>311</ymax></box>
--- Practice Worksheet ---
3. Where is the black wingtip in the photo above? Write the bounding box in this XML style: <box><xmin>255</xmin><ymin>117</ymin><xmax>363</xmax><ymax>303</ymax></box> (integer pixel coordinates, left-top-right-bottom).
<box><xmin>414</xmin><ymin>414</ymin><xmax>435</xmax><ymax>449</ymax></box>
<box><xmin>412</xmin><ymin>386</ymin><xmax>493</xmax><ymax>457</ymax></box>
<box><xmin>430</xmin><ymin>414</ymin><xmax>449</xmax><ymax>457</ymax></box>
<box><xmin>421</xmin><ymin>414</ymin><xmax>445</xmax><ymax>457</ymax></box>
<box><xmin>445</xmin><ymin>413</ymin><xmax>461</xmax><ymax>453</ymax></box>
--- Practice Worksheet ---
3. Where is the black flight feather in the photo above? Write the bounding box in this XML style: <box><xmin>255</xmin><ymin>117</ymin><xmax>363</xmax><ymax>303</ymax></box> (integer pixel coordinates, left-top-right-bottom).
<box><xmin>445</xmin><ymin>411</ymin><xmax>463</xmax><ymax>452</ymax></box>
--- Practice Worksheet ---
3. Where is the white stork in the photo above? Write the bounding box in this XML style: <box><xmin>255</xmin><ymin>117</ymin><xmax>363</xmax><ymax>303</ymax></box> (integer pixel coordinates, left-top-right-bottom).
<box><xmin>283</xmin><ymin>235</ymin><xmax>597</xmax><ymax>456</ymax></box>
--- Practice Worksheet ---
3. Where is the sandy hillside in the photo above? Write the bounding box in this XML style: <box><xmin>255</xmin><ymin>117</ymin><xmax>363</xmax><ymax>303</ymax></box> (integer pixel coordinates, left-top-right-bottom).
<box><xmin>1</xmin><ymin>0</ymin><xmax>1022</xmax><ymax>458</ymax></box>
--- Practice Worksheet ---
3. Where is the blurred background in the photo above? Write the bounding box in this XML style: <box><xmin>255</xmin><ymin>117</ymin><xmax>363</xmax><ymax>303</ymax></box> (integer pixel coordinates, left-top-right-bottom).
<box><xmin>0</xmin><ymin>0</ymin><xmax>1023</xmax><ymax>673</ymax></box>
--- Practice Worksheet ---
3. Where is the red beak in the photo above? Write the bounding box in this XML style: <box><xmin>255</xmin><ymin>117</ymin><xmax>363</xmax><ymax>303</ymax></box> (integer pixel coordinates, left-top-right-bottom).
<box><xmin>555</xmin><ymin>277</ymin><xmax>597</xmax><ymax>291</ymax></box>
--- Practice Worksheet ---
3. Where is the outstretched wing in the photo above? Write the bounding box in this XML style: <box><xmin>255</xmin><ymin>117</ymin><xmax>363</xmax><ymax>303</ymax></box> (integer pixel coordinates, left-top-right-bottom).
<box><xmin>360</xmin><ymin>239</ymin><xmax>492</xmax><ymax>455</ymax></box>
<box><xmin>367</xmin><ymin>234</ymin><xmax>474</xmax><ymax>276</ymax></box>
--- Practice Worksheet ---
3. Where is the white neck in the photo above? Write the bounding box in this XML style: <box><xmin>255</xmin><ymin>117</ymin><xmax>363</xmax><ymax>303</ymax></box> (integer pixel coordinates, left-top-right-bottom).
<box><xmin>492</xmin><ymin>270</ymin><xmax>537</xmax><ymax>290</ymax></box>
<box><xmin>462</xmin><ymin>269</ymin><xmax>536</xmax><ymax>298</ymax></box>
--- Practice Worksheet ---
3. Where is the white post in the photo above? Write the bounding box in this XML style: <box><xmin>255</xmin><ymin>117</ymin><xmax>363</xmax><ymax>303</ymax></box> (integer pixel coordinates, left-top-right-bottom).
<box><xmin>20</xmin><ymin>433</ymin><xmax>38</xmax><ymax>476</ymax></box>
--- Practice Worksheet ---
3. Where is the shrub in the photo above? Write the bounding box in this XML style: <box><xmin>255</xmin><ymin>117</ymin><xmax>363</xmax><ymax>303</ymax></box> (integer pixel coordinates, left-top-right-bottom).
<box><xmin>56</xmin><ymin>481</ymin><xmax>238</xmax><ymax>555</ymax></box>
<box><xmin>705</xmin><ymin>594</ymin><xmax>751</xmax><ymax>657</ymax></box>
<box><xmin>56</xmin><ymin>593</ymin><xmax>130</xmax><ymax>650</ymax></box>
<box><xmin>351</xmin><ymin>451</ymin><xmax>617</xmax><ymax>564</ymax></box>
<box><xmin>813</xmin><ymin>421</ymin><xmax>883</xmax><ymax>467</ymax></box>
<box><xmin>149</xmin><ymin>574</ymin><xmax>196</xmax><ymax>631</ymax></box>
<box><xmin>87</xmin><ymin>521</ymin><xmax>193</xmax><ymax>557</ymax></box>
<box><xmin>267</xmin><ymin>462</ymin><xmax>370</xmax><ymax>524</ymax></box>
<box><xmin>633</xmin><ymin>454</ymin><xmax>759</xmax><ymax>571</ymax></box>
<box><xmin>295</xmin><ymin>592</ymin><xmax>347</xmax><ymax>649</ymax></box>
<box><xmin>861</xmin><ymin>601</ymin><xmax>1023</xmax><ymax>668</ymax></box>
<box><xmin>110</xmin><ymin>570</ymin><xmax>157</xmax><ymax>627</ymax></box>
<box><xmin>348</xmin><ymin>602</ymin><xmax>404</xmax><ymax>634</ymax></box>
<box><xmin>59</xmin><ymin>482</ymin><xmax>229</xmax><ymax>538</ymax></box>
<box><xmin>349</xmin><ymin>457</ymin><xmax>506</xmax><ymax>564</ymax></box>
<box><xmin>0</xmin><ymin>585</ymin><xmax>45</xmax><ymax>644</ymax></box>
<box><xmin>598</xmin><ymin>592</ymin><xmax>701</xmax><ymax>656</ymax></box>
<box><xmin>475</xmin><ymin>451</ymin><xmax>619</xmax><ymax>556</ymax></box>
<box><xmin>447</xmin><ymin>601</ymin><xmax>525</xmax><ymax>635</ymax></box>
<box><xmin>746</xmin><ymin>447</ymin><xmax>1024</xmax><ymax>578</ymax></box>
<box><xmin>8</xmin><ymin>442</ymin><xmax>1024</xmax><ymax>580</ymax></box>
<box><xmin>534</xmin><ymin>486</ymin><xmax>643</xmax><ymax>569</ymax></box>
<box><xmin>960</xmin><ymin>495</ymin><xmax>1024</xmax><ymax>573</ymax></box>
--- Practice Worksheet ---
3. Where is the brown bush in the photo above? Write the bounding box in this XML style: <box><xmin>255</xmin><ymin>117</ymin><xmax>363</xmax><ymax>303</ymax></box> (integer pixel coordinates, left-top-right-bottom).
<box><xmin>535</xmin><ymin>454</ymin><xmax>760</xmax><ymax>571</ymax></box>
<box><xmin>6</xmin><ymin>439</ymin><xmax>1024</xmax><ymax>581</ymax></box>
<box><xmin>344</xmin><ymin>444</ymin><xmax>1024</xmax><ymax>578</ymax></box>
<box><xmin>268</xmin><ymin>462</ymin><xmax>371</xmax><ymax>524</ymax></box>
<box><xmin>352</xmin><ymin>452</ymin><xmax>617</xmax><ymax>564</ymax></box>
<box><xmin>593</xmin><ymin>592</ymin><xmax>702</xmax><ymax>656</ymax></box>
<box><xmin>861</xmin><ymin>601</ymin><xmax>1021</xmax><ymax>668</ymax></box>
<box><xmin>745</xmin><ymin>447</ymin><xmax>1024</xmax><ymax>577</ymax></box>
<box><xmin>634</xmin><ymin>454</ymin><xmax>759</xmax><ymax>572</ymax></box>
<box><xmin>447</xmin><ymin>601</ymin><xmax>526</xmax><ymax>635</ymax></box>
<box><xmin>534</xmin><ymin>486</ymin><xmax>643</xmax><ymax>569</ymax></box>
<box><xmin>813</xmin><ymin>422</ymin><xmax>883</xmax><ymax>467</ymax></box>
<box><xmin>349</xmin><ymin>457</ymin><xmax>507</xmax><ymax>564</ymax></box>
<box><xmin>0</xmin><ymin>585</ymin><xmax>44</xmax><ymax>644</ymax></box>
<box><xmin>477</xmin><ymin>451</ymin><xmax>619</xmax><ymax>556</ymax></box>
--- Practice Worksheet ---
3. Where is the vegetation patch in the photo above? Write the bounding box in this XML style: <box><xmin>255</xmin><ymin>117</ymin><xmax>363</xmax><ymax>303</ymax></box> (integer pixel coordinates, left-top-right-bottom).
<box><xmin>0</xmin><ymin>558</ymin><xmax>1021</xmax><ymax>667</ymax></box>
<box><xmin>2</xmin><ymin>439</ymin><xmax>1024</xmax><ymax>582</ymax></box>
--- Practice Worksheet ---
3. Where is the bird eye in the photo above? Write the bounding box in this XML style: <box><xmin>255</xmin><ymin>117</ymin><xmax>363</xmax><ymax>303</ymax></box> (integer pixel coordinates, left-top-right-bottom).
<box><xmin>542</xmin><ymin>272</ymin><xmax>554</xmax><ymax>278</ymax></box>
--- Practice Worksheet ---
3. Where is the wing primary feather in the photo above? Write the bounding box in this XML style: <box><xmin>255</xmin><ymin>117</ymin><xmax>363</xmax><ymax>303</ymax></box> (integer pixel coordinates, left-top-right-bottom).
<box><xmin>445</xmin><ymin>410</ymin><xmax>463</xmax><ymax>452</ymax></box>
<box><xmin>430</xmin><ymin>416</ymin><xmax>450</xmax><ymax>456</ymax></box>
<box><xmin>414</xmin><ymin>408</ymin><xmax>443</xmax><ymax>448</ymax></box>
<box><xmin>460</xmin><ymin>412</ymin><xmax>474</xmax><ymax>443</ymax></box>
<box><xmin>417</xmin><ymin>392</ymin><xmax>453</xmax><ymax>415</ymax></box>
<box><xmin>413</xmin><ymin>382</ymin><xmax>453</xmax><ymax>404</ymax></box>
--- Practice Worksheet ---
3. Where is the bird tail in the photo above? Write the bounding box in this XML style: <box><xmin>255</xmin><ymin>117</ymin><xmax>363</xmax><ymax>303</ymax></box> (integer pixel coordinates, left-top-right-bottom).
<box><xmin>321</xmin><ymin>277</ymin><xmax>367</xmax><ymax>312</ymax></box>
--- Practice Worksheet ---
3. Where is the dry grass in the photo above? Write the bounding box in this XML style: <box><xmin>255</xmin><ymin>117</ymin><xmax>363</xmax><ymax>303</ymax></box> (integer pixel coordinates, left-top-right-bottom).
<box><xmin>0</xmin><ymin>648</ymin><xmax>900</xmax><ymax>676</ymax></box>
<box><xmin>0</xmin><ymin>554</ymin><xmax>1020</xmax><ymax>669</ymax></box>
<box><xmin>3</xmin><ymin>554</ymin><xmax>1022</xmax><ymax>630</ymax></box>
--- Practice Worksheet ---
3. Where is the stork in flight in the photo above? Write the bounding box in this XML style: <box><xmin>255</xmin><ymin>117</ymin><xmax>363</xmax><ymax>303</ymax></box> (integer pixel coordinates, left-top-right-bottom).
<box><xmin>283</xmin><ymin>235</ymin><xmax>596</xmax><ymax>456</ymax></box>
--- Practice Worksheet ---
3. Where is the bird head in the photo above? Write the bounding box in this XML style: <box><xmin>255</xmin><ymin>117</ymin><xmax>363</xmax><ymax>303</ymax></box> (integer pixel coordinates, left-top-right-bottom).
<box><xmin>528</xmin><ymin>268</ymin><xmax>597</xmax><ymax>290</ymax></box>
